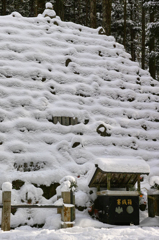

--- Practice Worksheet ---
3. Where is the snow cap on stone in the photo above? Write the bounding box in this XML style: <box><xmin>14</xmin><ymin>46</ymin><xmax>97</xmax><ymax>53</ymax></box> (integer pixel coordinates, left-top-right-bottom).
<box><xmin>43</xmin><ymin>2</ymin><xmax>56</xmax><ymax>18</ymax></box>
<box><xmin>46</xmin><ymin>2</ymin><xmax>53</xmax><ymax>9</ymax></box>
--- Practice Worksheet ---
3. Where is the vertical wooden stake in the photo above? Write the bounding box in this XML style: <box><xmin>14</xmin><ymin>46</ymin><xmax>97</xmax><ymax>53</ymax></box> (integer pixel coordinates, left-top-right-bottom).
<box><xmin>148</xmin><ymin>195</ymin><xmax>156</xmax><ymax>217</ymax></box>
<box><xmin>61</xmin><ymin>191</ymin><xmax>75</xmax><ymax>228</ymax></box>
<box><xmin>1</xmin><ymin>191</ymin><xmax>11</xmax><ymax>231</ymax></box>
<box><xmin>57</xmin><ymin>195</ymin><xmax>61</xmax><ymax>214</ymax></box>
<box><xmin>70</xmin><ymin>190</ymin><xmax>75</xmax><ymax>221</ymax></box>
<box><xmin>107</xmin><ymin>173</ymin><xmax>111</xmax><ymax>190</ymax></box>
<box><xmin>137</xmin><ymin>175</ymin><xmax>140</xmax><ymax>192</ymax></box>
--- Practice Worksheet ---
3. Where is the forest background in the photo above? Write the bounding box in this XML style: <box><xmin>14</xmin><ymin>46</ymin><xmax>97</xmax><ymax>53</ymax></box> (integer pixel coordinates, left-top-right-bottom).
<box><xmin>0</xmin><ymin>0</ymin><xmax>159</xmax><ymax>81</ymax></box>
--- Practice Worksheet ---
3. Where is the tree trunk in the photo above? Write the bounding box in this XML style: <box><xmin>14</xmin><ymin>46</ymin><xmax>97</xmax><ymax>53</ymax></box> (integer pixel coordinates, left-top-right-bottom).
<box><xmin>78</xmin><ymin>0</ymin><xmax>81</xmax><ymax>24</ymax></box>
<box><xmin>34</xmin><ymin>0</ymin><xmax>38</xmax><ymax>17</ymax></box>
<box><xmin>142</xmin><ymin>0</ymin><xmax>145</xmax><ymax>69</ymax></box>
<box><xmin>149</xmin><ymin>10</ymin><xmax>155</xmax><ymax>79</ymax></box>
<box><xmin>130</xmin><ymin>0</ymin><xmax>136</xmax><ymax>61</ymax></box>
<box><xmin>36</xmin><ymin>0</ymin><xmax>45</xmax><ymax>14</ymax></box>
<box><xmin>30</xmin><ymin>0</ymin><xmax>34</xmax><ymax>17</ymax></box>
<box><xmin>90</xmin><ymin>0</ymin><xmax>97</xmax><ymax>28</ymax></box>
<box><xmin>54</xmin><ymin>0</ymin><xmax>64</xmax><ymax>20</ymax></box>
<box><xmin>2</xmin><ymin>0</ymin><xmax>6</xmax><ymax>15</ymax></box>
<box><xmin>86</xmin><ymin>0</ymin><xmax>90</xmax><ymax>27</ymax></box>
<box><xmin>102</xmin><ymin>0</ymin><xmax>112</xmax><ymax>35</ymax></box>
<box><xmin>123</xmin><ymin>0</ymin><xmax>127</xmax><ymax>48</ymax></box>
<box><xmin>73</xmin><ymin>0</ymin><xmax>76</xmax><ymax>23</ymax></box>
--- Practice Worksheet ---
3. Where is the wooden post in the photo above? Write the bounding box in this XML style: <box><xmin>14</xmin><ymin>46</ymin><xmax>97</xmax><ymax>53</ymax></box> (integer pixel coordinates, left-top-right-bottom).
<box><xmin>61</xmin><ymin>191</ymin><xmax>75</xmax><ymax>228</ymax></box>
<box><xmin>71</xmin><ymin>117</ymin><xmax>75</xmax><ymax>125</ymax></box>
<box><xmin>57</xmin><ymin>117</ymin><xmax>61</xmax><ymax>124</ymax></box>
<box><xmin>53</xmin><ymin>116</ymin><xmax>58</xmax><ymax>124</ymax></box>
<box><xmin>137</xmin><ymin>175</ymin><xmax>140</xmax><ymax>192</ymax></box>
<box><xmin>65</xmin><ymin>117</ymin><xmax>69</xmax><ymax>126</ymax></box>
<box><xmin>107</xmin><ymin>173</ymin><xmax>111</xmax><ymax>190</ymax></box>
<box><xmin>71</xmin><ymin>117</ymin><xmax>78</xmax><ymax>125</ymax></box>
<box><xmin>57</xmin><ymin>195</ymin><xmax>61</xmax><ymax>214</ymax></box>
<box><xmin>70</xmin><ymin>190</ymin><xmax>75</xmax><ymax>221</ymax></box>
<box><xmin>148</xmin><ymin>195</ymin><xmax>156</xmax><ymax>217</ymax></box>
<box><xmin>74</xmin><ymin>117</ymin><xmax>78</xmax><ymax>125</ymax></box>
<box><xmin>1</xmin><ymin>190</ymin><xmax>11</xmax><ymax>231</ymax></box>
<box><xmin>62</xmin><ymin>117</ymin><xmax>65</xmax><ymax>125</ymax></box>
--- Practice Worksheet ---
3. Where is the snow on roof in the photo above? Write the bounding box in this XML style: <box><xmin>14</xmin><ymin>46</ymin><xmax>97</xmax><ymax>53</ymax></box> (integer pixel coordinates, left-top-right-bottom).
<box><xmin>87</xmin><ymin>157</ymin><xmax>150</xmax><ymax>187</ymax></box>
<box><xmin>96</xmin><ymin>157</ymin><xmax>150</xmax><ymax>173</ymax></box>
<box><xmin>0</xmin><ymin>5</ymin><xmax>159</xmax><ymax>226</ymax></box>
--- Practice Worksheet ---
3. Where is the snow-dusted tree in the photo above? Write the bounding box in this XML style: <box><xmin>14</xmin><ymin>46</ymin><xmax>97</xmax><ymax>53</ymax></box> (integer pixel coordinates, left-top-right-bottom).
<box><xmin>129</xmin><ymin>0</ymin><xmax>143</xmax><ymax>62</ymax></box>
<box><xmin>111</xmin><ymin>0</ymin><xmax>124</xmax><ymax>43</ymax></box>
<box><xmin>112</xmin><ymin>0</ymin><xmax>141</xmax><ymax>61</ymax></box>
<box><xmin>102</xmin><ymin>0</ymin><xmax>112</xmax><ymax>35</ymax></box>
<box><xmin>90</xmin><ymin>0</ymin><xmax>97</xmax><ymax>28</ymax></box>
<box><xmin>123</xmin><ymin>0</ymin><xmax>126</xmax><ymax>48</ymax></box>
<box><xmin>1</xmin><ymin>0</ymin><xmax>6</xmax><ymax>15</ymax></box>
<box><xmin>54</xmin><ymin>0</ymin><xmax>64</xmax><ymax>20</ymax></box>
<box><xmin>142</xmin><ymin>0</ymin><xmax>146</xmax><ymax>70</ymax></box>
<box><xmin>144</xmin><ymin>0</ymin><xmax>159</xmax><ymax>79</ymax></box>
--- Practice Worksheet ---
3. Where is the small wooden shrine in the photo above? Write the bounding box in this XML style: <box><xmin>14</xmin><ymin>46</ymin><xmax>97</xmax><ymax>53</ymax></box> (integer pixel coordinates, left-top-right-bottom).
<box><xmin>88</xmin><ymin>157</ymin><xmax>150</xmax><ymax>225</ymax></box>
<box><xmin>88</xmin><ymin>157</ymin><xmax>150</xmax><ymax>191</ymax></box>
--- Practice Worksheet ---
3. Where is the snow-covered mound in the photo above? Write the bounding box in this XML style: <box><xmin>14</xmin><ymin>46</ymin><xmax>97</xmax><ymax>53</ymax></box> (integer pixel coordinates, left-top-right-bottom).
<box><xmin>0</xmin><ymin>4</ymin><xmax>159</xmax><ymax>226</ymax></box>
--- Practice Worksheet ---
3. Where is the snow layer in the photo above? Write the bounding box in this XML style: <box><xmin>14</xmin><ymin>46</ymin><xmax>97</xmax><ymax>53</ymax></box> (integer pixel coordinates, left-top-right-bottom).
<box><xmin>94</xmin><ymin>157</ymin><xmax>150</xmax><ymax>173</ymax></box>
<box><xmin>0</xmin><ymin>5</ymin><xmax>159</xmax><ymax>227</ymax></box>
<box><xmin>2</xmin><ymin>182</ymin><xmax>12</xmax><ymax>192</ymax></box>
<box><xmin>97</xmin><ymin>190</ymin><xmax>139</xmax><ymax>196</ymax></box>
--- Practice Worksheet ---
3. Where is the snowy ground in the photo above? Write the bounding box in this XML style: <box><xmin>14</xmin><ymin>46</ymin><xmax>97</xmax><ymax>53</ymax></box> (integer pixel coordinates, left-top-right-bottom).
<box><xmin>1</xmin><ymin>226</ymin><xmax>159</xmax><ymax>240</ymax></box>
<box><xmin>1</xmin><ymin>210</ymin><xmax>159</xmax><ymax>239</ymax></box>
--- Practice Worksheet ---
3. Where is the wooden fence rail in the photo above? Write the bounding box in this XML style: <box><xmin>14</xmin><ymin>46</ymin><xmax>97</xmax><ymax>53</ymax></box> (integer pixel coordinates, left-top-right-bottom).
<box><xmin>0</xmin><ymin>205</ymin><xmax>63</xmax><ymax>209</ymax></box>
<box><xmin>1</xmin><ymin>187</ymin><xmax>75</xmax><ymax>231</ymax></box>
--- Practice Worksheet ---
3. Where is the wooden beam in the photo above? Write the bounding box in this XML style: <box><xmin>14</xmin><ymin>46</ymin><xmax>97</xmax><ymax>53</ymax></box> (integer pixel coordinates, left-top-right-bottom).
<box><xmin>88</xmin><ymin>167</ymin><xmax>100</xmax><ymax>188</ymax></box>
<box><xmin>70</xmin><ymin>117</ymin><xmax>74</xmax><ymax>125</ymax></box>
<box><xmin>110</xmin><ymin>173</ymin><xmax>115</xmax><ymax>183</ymax></box>
<box><xmin>53</xmin><ymin>116</ymin><xmax>58</xmax><ymax>124</ymax></box>
<box><xmin>137</xmin><ymin>175</ymin><xmax>141</xmax><ymax>192</ymax></box>
<box><xmin>65</xmin><ymin>117</ymin><xmax>69</xmax><ymax>126</ymax></box>
<box><xmin>107</xmin><ymin>173</ymin><xmax>111</xmax><ymax>190</ymax></box>
<box><xmin>116</xmin><ymin>173</ymin><xmax>122</xmax><ymax>187</ymax></box>
<box><xmin>57</xmin><ymin>117</ymin><xmax>61</xmax><ymax>124</ymax></box>
<box><xmin>126</xmin><ymin>175</ymin><xmax>133</xmax><ymax>188</ymax></box>
<box><xmin>62</xmin><ymin>117</ymin><xmax>65</xmax><ymax>125</ymax></box>
<box><xmin>10</xmin><ymin>204</ymin><xmax>62</xmax><ymax>208</ymax></box>
<box><xmin>74</xmin><ymin>117</ymin><xmax>78</xmax><ymax>125</ymax></box>
<box><xmin>133</xmin><ymin>174</ymin><xmax>138</xmax><ymax>186</ymax></box>
<box><xmin>91</xmin><ymin>183</ymin><xmax>134</xmax><ymax>188</ymax></box>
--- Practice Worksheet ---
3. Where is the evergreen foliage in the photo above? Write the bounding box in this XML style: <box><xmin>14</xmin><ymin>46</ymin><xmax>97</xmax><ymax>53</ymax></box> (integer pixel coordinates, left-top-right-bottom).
<box><xmin>144</xmin><ymin>0</ymin><xmax>159</xmax><ymax>79</ymax></box>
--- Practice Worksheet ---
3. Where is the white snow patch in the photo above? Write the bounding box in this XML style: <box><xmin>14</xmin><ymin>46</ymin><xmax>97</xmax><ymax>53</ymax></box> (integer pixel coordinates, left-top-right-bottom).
<box><xmin>96</xmin><ymin>157</ymin><xmax>150</xmax><ymax>173</ymax></box>
<box><xmin>2</xmin><ymin>182</ymin><xmax>12</xmax><ymax>192</ymax></box>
